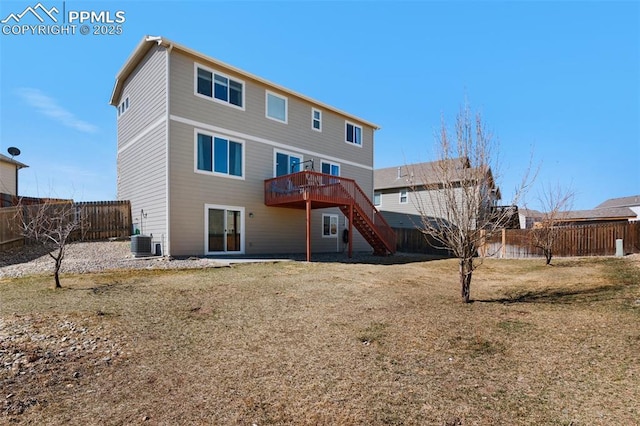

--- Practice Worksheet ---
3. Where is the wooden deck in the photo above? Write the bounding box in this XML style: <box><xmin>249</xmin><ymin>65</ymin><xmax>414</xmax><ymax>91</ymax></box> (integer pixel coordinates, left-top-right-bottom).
<box><xmin>264</xmin><ymin>171</ymin><xmax>396</xmax><ymax>260</ymax></box>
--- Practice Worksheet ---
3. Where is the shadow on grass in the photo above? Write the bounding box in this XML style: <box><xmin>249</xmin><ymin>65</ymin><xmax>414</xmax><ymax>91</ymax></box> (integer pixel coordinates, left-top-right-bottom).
<box><xmin>477</xmin><ymin>283</ymin><xmax>631</xmax><ymax>305</ymax></box>
<box><xmin>207</xmin><ymin>252</ymin><xmax>451</xmax><ymax>266</ymax></box>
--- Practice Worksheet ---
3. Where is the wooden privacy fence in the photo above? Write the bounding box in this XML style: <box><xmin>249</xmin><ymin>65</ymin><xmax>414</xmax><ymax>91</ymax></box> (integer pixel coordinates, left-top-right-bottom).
<box><xmin>393</xmin><ymin>227</ymin><xmax>452</xmax><ymax>256</ymax></box>
<box><xmin>482</xmin><ymin>222</ymin><xmax>640</xmax><ymax>258</ymax></box>
<box><xmin>392</xmin><ymin>222</ymin><xmax>639</xmax><ymax>258</ymax></box>
<box><xmin>0</xmin><ymin>206</ymin><xmax>23</xmax><ymax>249</ymax></box>
<box><xmin>0</xmin><ymin>200</ymin><xmax>131</xmax><ymax>251</ymax></box>
<box><xmin>75</xmin><ymin>201</ymin><xmax>131</xmax><ymax>240</ymax></box>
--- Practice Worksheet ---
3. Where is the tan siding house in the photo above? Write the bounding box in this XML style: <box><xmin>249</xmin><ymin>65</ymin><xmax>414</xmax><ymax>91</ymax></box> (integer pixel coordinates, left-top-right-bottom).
<box><xmin>111</xmin><ymin>36</ymin><xmax>384</xmax><ymax>257</ymax></box>
<box><xmin>0</xmin><ymin>154</ymin><xmax>28</xmax><ymax>197</ymax></box>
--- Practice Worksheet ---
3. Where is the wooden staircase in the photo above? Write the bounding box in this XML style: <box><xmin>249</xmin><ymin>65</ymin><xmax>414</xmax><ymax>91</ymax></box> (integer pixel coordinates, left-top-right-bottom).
<box><xmin>339</xmin><ymin>205</ymin><xmax>391</xmax><ymax>255</ymax></box>
<box><xmin>265</xmin><ymin>171</ymin><xmax>396</xmax><ymax>256</ymax></box>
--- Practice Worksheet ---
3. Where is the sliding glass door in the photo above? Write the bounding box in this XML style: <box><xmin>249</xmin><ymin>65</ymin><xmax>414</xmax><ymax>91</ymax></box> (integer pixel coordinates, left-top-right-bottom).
<box><xmin>205</xmin><ymin>205</ymin><xmax>244</xmax><ymax>254</ymax></box>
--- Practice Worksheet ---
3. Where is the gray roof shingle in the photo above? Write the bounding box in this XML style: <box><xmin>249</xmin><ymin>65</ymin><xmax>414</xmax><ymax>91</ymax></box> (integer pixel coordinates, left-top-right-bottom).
<box><xmin>374</xmin><ymin>157</ymin><xmax>478</xmax><ymax>190</ymax></box>
<box><xmin>595</xmin><ymin>195</ymin><xmax>640</xmax><ymax>209</ymax></box>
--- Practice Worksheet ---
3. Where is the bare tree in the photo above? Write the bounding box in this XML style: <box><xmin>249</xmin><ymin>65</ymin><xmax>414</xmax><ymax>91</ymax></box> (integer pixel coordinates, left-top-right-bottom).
<box><xmin>412</xmin><ymin>103</ymin><xmax>532</xmax><ymax>303</ymax></box>
<box><xmin>15</xmin><ymin>199</ymin><xmax>87</xmax><ymax>288</ymax></box>
<box><xmin>530</xmin><ymin>184</ymin><xmax>575</xmax><ymax>265</ymax></box>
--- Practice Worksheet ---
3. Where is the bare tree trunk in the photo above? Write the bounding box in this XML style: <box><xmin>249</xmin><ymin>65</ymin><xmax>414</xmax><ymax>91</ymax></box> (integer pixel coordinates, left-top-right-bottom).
<box><xmin>460</xmin><ymin>258</ymin><xmax>473</xmax><ymax>303</ymax></box>
<box><xmin>53</xmin><ymin>268</ymin><xmax>62</xmax><ymax>289</ymax></box>
<box><xmin>544</xmin><ymin>249</ymin><xmax>552</xmax><ymax>265</ymax></box>
<box><xmin>49</xmin><ymin>247</ymin><xmax>64</xmax><ymax>289</ymax></box>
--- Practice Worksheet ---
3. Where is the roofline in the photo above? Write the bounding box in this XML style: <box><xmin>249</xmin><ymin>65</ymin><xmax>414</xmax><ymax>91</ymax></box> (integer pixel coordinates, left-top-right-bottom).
<box><xmin>554</xmin><ymin>216</ymin><xmax>636</xmax><ymax>222</ymax></box>
<box><xmin>374</xmin><ymin>159</ymin><xmax>499</xmax><ymax>193</ymax></box>
<box><xmin>0</xmin><ymin>154</ymin><xmax>28</xmax><ymax>169</ymax></box>
<box><xmin>110</xmin><ymin>35</ymin><xmax>381</xmax><ymax>130</ymax></box>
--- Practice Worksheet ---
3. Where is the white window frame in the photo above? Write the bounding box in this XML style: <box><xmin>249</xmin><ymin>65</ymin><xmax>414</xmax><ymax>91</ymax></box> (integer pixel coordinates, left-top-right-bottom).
<box><xmin>399</xmin><ymin>189</ymin><xmax>408</xmax><ymax>204</ymax></box>
<box><xmin>321</xmin><ymin>160</ymin><xmax>340</xmax><ymax>176</ymax></box>
<box><xmin>322</xmin><ymin>214</ymin><xmax>339</xmax><ymax>238</ymax></box>
<box><xmin>312</xmin><ymin>108</ymin><xmax>322</xmax><ymax>132</ymax></box>
<box><xmin>374</xmin><ymin>192</ymin><xmax>381</xmax><ymax>206</ymax></box>
<box><xmin>273</xmin><ymin>149</ymin><xmax>304</xmax><ymax>177</ymax></box>
<box><xmin>265</xmin><ymin>90</ymin><xmax>288</xmax><ymax>124</ymax></box>
<box><xmin>193</xmin><ymin>128</ymin><xmax>245</xmax><ymax>180</ymax></box>
<box><xmin>117</xmin><ymin>96</ymin><xmax>129</xmax><ymax>118</ymax></box>
<box><xmin>194</xmin><ymin>63</ymin><xmax>245</xmax><ymax>111</ymax></box>
<box><xmin>345</xmin><ymin>121</ymin><xmax>363</xmax><ymax>147</ymax></box>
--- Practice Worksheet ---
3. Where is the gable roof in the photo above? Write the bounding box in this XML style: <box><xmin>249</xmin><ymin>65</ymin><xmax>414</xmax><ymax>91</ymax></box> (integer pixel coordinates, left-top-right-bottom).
<box><xmin>374</xmin><ymin>158</ymin><xmax>499</xmax><ymax>197</ymax></box>
<box><xmin>375</xmin><ymin>158</ymin><xmax>467</xmax><ymax>190</ymax></box>
<box><xmin>0</xmin><ymin>153</ymin><xmax>28</xmax><ymax>169</ymax></box>
<box><xmin>110</xmin><ymin>35</ymin><xmax>380</xmax><ymax>130</ymax></box>
<box><xmin>595</xmin><ymin>195</ymin><xmax>640</xmax><ymax>209</ymax></box>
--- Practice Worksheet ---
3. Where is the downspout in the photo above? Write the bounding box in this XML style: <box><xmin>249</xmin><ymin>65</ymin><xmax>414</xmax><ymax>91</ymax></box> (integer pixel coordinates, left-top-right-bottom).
<box><xmin>165</xmin><ymin>40</ymin><xmax>173</xmax><ymax>256</ymax></box>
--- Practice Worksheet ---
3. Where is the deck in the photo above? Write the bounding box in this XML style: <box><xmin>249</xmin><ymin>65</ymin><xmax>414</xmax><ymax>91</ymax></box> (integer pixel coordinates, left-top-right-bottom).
<box><xmin>264</xmin><ymin>171</ymin><xmax>396</xmax><ymax>260</ymax></box>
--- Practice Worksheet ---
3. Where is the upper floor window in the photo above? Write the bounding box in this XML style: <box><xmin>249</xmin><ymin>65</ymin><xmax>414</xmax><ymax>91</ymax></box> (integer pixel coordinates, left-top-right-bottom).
<box><xmin>266</xmin><ymin>91</ymin><xmax>287</xmax><ymax>123</ymax></box>
<box><xmin>312</xmin><ymin>108</ymin><xmax>322</xmax><ymax>131</ymax></box>
<box><xmin>195</xmin><ymin>65</ymin><xmax>244</xmax><ymax>109</ymax></box>
<box><xmin>117</xmin><ymin>97</ymin><xmax>129</xmax><ymax>118</ymax></box>
<box><xmin>374</xmin><ymin>192</ymin><xmax>381</xmax><ymax>206</ymax></box>
<box><xmin>345</xmin><ymin>122</ymin><xmax>362</xmax><ymax>146</ymax></box>
<box><xmin>196</xmin><ymin>131</ymin><xmax>244</xmax><ymax>178</ymax></box>
<box><xmin>399</xmin><ymin>189</ymin><xmax>408</xmax><ymax>204</ymax></box>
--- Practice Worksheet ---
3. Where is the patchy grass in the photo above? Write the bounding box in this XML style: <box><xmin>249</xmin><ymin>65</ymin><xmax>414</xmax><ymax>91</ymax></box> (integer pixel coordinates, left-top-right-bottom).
<box><xmin>1</xmin><ymin>256</ymin><xmax>639</xmax><ymax>425</ymax></box>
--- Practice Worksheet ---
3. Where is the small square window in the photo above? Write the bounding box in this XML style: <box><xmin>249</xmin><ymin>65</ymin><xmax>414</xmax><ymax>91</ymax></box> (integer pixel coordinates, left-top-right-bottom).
<box><xmin>399</xmin><ymin>189</ymin><xmax>408</xmax><ymax>204</ymax></box>
<box><xmin>266</xmin><ymin>91</ymin><xmax>287</xmax><ymax>123</ymax></box>
<box><xmin>374</xmin><ymin>192</ymin><xmax>381</xmax><ymax>206</ymax></box>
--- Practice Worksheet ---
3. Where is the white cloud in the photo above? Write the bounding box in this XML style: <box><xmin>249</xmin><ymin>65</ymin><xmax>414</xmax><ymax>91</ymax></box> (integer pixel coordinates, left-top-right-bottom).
<box><xmin>16</xmin><ymin>87</ymin><xmax>98</xmax><ymax>133</ymax></box>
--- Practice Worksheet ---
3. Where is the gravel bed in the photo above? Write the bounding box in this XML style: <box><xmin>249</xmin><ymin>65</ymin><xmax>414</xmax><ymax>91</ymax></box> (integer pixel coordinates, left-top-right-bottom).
<box><xmin>0</xmin><ymin>240</ymin><xmax>441</xmax><ymax>280</ymax></box>
<box><xmin>0</xmin><ymin>241</ymin><xmax>230</xmax><ymax>279</ymax></box>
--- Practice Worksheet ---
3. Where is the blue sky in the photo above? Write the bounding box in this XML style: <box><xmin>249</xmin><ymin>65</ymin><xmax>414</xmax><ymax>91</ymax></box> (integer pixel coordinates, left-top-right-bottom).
<box><xmin>0</xmin><ymin>0</ymin><xmax>638</xmax><ymax>211</ymax></box>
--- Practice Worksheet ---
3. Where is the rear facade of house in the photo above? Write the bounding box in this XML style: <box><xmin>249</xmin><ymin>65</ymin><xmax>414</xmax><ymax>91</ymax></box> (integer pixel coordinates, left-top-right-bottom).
<box><xmin>111</xmin><ymin>36</ymin><xmax>380</xmax><ymax>257</ymax></box>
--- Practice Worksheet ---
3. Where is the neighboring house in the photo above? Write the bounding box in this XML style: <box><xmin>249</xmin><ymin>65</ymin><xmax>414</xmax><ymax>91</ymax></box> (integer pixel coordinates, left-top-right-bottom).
<box><xmin>373</xmin><ymin>158</ymin><xmax>506</xmax><ymax>229</ymax></box>
<box><xmin>110</xmin><ymin>35</ymin><xmax>394</xmax><ymax>258</ymax></box>
<box><xmin>557</xmin><ymin>207</ymin><xmax>636</xmax><ymax>225</ymax></box>
<box><xmin>0</xmin><ymin>153</ymin><xmax>28</xmax><ymax>198</ymax></box>
<box><xmin>519</xmin><ymin>195</ymin><xmax>639</xmax><ymax>228</ymax></box>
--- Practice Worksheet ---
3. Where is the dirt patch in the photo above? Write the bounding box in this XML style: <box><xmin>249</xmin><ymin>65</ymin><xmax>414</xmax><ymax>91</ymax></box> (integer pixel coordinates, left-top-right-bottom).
<box><xmin>1</xmin><ymin>312</ymin><xmax>126</xmax><ymax>418</ymax></box>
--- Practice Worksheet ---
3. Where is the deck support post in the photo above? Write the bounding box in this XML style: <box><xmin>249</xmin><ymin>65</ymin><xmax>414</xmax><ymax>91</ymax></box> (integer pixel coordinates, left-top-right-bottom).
<box><xmin>348</xmin><ymin>203</ymin><xmax>353</xmax><ymax>259</ymax></box>
<box><xmin>306</xmin><ymin>197</ymin><xmax>311</xmax><ymax>262</ymax></box>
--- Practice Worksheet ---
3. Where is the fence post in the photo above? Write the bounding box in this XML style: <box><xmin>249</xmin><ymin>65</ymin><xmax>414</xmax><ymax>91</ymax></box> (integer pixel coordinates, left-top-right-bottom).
<box><xmin>501</xmin><ymin>228</ymin><xmax>506</xmax><ymax>258</ymax></box>
<box><xmin>478</xmin><ymin>229</ymin><xmax>486</xmax><ymax>257</ymax></box>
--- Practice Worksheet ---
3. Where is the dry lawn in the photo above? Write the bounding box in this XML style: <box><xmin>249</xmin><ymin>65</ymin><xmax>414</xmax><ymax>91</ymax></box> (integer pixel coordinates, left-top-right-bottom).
<box><xmin>1</xmin><ymin>255</ymin><xmax>639</xmax><ymax>425</ymax></box>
